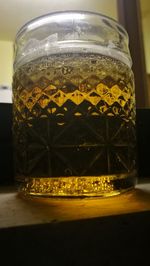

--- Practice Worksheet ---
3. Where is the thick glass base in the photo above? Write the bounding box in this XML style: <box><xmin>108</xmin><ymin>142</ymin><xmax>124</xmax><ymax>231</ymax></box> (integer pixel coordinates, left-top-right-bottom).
<box><xmin>17</xmin><ymin>173</ymin><xmax>137</xmax><ymax>198</ymax></box>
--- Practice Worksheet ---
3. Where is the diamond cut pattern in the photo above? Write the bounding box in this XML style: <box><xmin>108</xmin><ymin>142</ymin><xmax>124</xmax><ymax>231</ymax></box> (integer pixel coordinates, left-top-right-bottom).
<box><xmin>13</xmin><ymin>54</ymin><xmax>136</xmax><ymax>179</ymax></box>
<box><xmin>15</xmin><ymin>80</ymin><xmax>134</xmax><ymax>118</ymax></box>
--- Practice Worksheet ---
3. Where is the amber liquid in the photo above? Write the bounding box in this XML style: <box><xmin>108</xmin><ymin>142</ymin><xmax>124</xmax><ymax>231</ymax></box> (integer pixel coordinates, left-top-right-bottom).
<box><xmin>13</xmin><ymin>53</ymin><xmax>137</xmax><ymax>197</ymax></box>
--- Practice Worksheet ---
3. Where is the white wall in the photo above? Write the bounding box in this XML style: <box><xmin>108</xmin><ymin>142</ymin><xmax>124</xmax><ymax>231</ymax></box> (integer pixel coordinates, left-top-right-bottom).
<box><xmin>0</xmin><ymin>40</ymin><xmax>13</xmax><ymax>86</ymax></box>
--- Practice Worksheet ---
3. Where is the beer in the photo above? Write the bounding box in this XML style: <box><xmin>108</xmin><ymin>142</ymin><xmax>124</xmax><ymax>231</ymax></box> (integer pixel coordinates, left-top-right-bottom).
<box><xmin>13</xmin><ymin>53</ymin><xmax>136</xmax><ymax>196</ymax></box>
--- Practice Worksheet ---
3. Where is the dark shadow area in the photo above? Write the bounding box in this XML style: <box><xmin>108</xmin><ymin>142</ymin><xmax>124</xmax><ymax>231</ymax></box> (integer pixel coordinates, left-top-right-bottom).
<box><xmin>0</xmin><ymin>210</ymin><xmax>149</xmax><ymax>266</ymax></box>
<box><xmin>136</xmin><ymin>109</ymin><xmax>150</xmax><ymax>177</ymax></box>
<box><xmin>0</xmin><ymin>103</ymin><xmax>13</xmax><ymax>185</ymax></box>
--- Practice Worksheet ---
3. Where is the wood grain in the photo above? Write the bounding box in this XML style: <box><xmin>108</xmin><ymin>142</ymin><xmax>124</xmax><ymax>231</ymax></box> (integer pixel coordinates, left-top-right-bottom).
<box><xmin>0</xmin><ymin>181</ymin><xmax>150</xmax><ymax>229</ymax></box>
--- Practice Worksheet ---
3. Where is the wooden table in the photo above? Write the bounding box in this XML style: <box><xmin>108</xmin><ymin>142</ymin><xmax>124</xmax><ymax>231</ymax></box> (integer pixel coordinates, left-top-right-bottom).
<box><xmin>0</xmin><ymin>180</ymin><xmax>150</xmax><ymax>266</ymax></box>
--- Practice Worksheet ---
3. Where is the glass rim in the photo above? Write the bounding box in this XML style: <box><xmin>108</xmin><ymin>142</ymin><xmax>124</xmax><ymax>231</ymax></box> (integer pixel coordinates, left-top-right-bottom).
<box><xmin>16</xmin><ymin>10</ymin><xmax>128</xmax><ymax>40</ymax></box>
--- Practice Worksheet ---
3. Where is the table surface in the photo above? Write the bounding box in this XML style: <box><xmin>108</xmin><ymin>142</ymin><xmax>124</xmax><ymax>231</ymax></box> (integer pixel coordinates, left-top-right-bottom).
<box><xmin>0</xmin><ymin>180</ymin><xmax>150</xmax><ymax>229</ymax></box>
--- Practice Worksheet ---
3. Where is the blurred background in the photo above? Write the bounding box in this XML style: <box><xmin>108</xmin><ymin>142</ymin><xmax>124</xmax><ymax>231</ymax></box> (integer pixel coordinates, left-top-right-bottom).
<box><xmin>0</xmin><ymin>0</ymin><xmax>149</xmax><ymax>104</ymax></box>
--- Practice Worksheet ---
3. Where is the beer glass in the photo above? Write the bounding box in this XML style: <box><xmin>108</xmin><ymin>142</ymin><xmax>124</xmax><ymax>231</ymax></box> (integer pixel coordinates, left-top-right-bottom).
<box><xmin>13</xmin><ymin>11</ymin><xmax>137</xmax><ymax>197</ymax></box>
